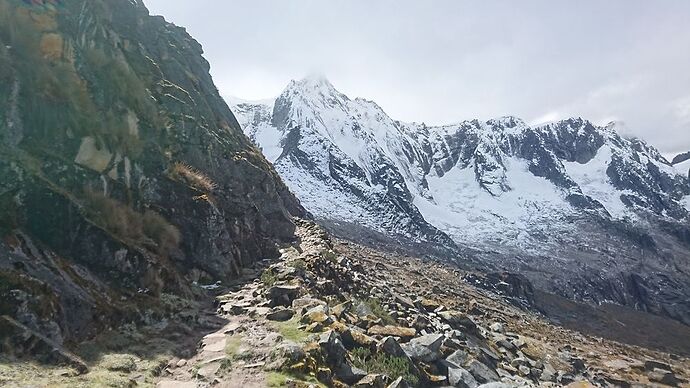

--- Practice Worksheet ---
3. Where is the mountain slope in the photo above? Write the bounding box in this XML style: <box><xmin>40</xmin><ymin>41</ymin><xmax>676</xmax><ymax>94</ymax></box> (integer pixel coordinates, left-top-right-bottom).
<box><xmin>232</xmin><ymin>76</ymin><xmax>690</xmax><ymax>324</ymax></box>
<box><xmin>672</xmin><ymin>150</ymin><xmax>690</xmax><ymax>179</ymax></box>
<box><xmin>235</xmin><ymin>77</ymin><xmax>456</xmax><ymax>251</ymax></box>
<box><xmin>0</xmin><ymin>0</ymin><xmax>303</xmax><ymax>346</ymax></box>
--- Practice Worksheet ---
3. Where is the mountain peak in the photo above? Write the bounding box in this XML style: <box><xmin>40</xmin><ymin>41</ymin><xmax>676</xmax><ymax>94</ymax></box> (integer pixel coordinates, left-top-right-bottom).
<box><xmin>293</xmin><ymin>73</ymin><xmax>335</xmax><ymax>90</ymax></box>
<box><xmin>302</xmin><ymin>72</ymin><xmax>331</xmax><ymax>83</ymax></box>
<box><xmin>280</xmin><ymin>74</ymin><xmax>343</xmax><ymax>103</ymax></box>
<box><xmin>486</xmin><ymin>116</ymin><xmax>527</xmax><ymax>130</ymax></box>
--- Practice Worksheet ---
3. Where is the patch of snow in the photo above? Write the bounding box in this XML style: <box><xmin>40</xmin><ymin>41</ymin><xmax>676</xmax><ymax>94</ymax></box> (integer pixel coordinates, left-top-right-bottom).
<box><xmin>673</xmin><ymin>158</ymin><xmax>690</xmax><ymax>177</ymax></box>
<box><xmin>276</xmin><ymin>158</ymin><xmax>385</xmax><ymax>233</ymax></box>
<box><xmin>682</xmin><ymin>195</ymin><xmax>690</xmax><ymax>212</ymax></box>
<box><xmin>563</xmin><ymin>145</ymin><xmax>632</xmax><ymax>219</ymax></box>
<box><xmin>251</xmin><ymin>122</ymin><xmax>283</xmax><ymax>162</ymax></box>
<box><xmin>416</xmin><ymin>156</ymin><xmax>573</xmax><ymax>251</ymax></box>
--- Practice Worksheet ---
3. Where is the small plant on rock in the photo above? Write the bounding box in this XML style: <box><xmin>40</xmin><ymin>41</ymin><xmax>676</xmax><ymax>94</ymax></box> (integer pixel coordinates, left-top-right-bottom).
<box><xmin>321</xmin><ymin>250</ymin><xmax>338</xmax><ymax>262</ymax></box>
<box><xmin>288</xmin><ymin>259</ymin><xmax>307</xmax><ymax>271</ymax></box>
<box><xmin>260</xmin><ymin>269</ymin><xmax>278</xmax><ymax>287</ymax></box>
<box><xmin>350</xmin><ymin>347</ymin><xmax>418</xmax><ymax>385</ymax></box>
<box><xmin>169</xmin><ymin>162</ymin><xmax>217</xmax><ymax>193</ymax></box>
<box><xmin>356</xmin><ymin>297</ymin><xmax>395</xmax><ymax>325</ymax></box>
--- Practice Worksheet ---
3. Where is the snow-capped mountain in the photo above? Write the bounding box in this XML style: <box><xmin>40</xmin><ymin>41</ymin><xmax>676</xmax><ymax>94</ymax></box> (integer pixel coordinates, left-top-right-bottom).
<box><xmin>232</xmin><ymin>76</ymin><xmax>690</xmax><ymax>324</ymax></box>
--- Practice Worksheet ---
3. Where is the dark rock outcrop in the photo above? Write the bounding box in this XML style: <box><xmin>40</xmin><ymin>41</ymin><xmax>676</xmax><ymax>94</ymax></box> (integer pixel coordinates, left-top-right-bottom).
<box><xmin>0</xmin><ymin>0</ymin><xmax>303</xmax><ymax>346</ymax></box>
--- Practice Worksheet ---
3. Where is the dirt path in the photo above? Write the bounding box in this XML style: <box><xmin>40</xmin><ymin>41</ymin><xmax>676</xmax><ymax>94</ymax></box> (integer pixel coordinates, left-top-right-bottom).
<box><xmin>156</xmin><ymin>281</ymin><xmax>279</xmax><ymax>388</ymax></box>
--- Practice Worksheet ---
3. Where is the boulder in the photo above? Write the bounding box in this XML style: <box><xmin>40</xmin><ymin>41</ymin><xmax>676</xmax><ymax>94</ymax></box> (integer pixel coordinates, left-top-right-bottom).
<box><xmin>393</xmin><ymin>293</ymin><xmax>416</xmax><ymax>310</ymax></box>
<box><xmin>367</xmin><ymin>325</ymin><xmax>416</xmax><ymax>338</ymax></box>
<box><xmin>319</xmin><ymin>331</ymin><xmax>347</xmax><ymax>367</ymax></box>
<box><xmin>332</xmin><ymin>301</ymin><xmax>352</xmax><ymax>318</ymax></box>
<box><xmin>401</xmin><ymin>334</ymin><xmax>444</xmax><ymax>363</ymax></box>
<box><xmin>335</xmin><ymin>362</ymin><xmax>368</xmax><ymax>385</ymax></box>
<box><xmin>266</xmin><ymin>284</ymin><xmax>300</xmax><ymax>306</ymax></box>
<box><xmin>489</xmin><ymin>323</ymin><xmax>504</xmax><ymax>333</ymax></box>
<box><xmin>378</xmin><ymin>336</ymin><xmax>407</xmax><ymax>358</ymax></box>
<box><xmin>292</xmin><ymin>297</ymin><xmax>328</xmax><ymax>312</ymax></box>
<box><xmin>350</xmin><ymin>329</ymin><xmax>377</xmax><ymax>348</ymax></box>
<box><xmin>447</xmin><ymin>365</ymin><xmax>479</xmax><ymax>388</ymax></box>
<box><xmin>648</xmin><ymin>368</ymin><xmax>680</xmax><ymax>386</ymax></box>
<box><xmin>494</xmin><ymin>338</ymin><xmax>515</xmax><ymax>352</ymax></box>
<box><xmin>302</xmin><ymin>305</ymin><xmax>333</xmax><ymax>325</ymax></box>
<box><xmin>438</xmin><ymin>311</ymin><xmax>477</xmax><ymax>332</ymax></box>
<box><xmin>466</xmin><ymin>359</ymin><xmax>499</xmax><ymax>384</ymax></box>
<box><xmin>416</xmin><ymin>298</ymin><xmax>441</xmax><ymax>311</ymax></box>
<box><xmin>387</xmin><ymin>376</ymin><xmax>411</xmax><ymax>388</ymax></box>
<box><xmin>411</xmin><ymin>315</ymin><xmax>431</xmax><ymax>331</ymax></box>
<box><xmin>446</xmin><ymin>349</ymin><xmax>470</xmax><ymax>367</ymax></box>
<box><xmin>266</xmin><ymin>308</ymin><xmax>295</xmax><ymax>321</ymax></box>
<box><xmin>644</xmin><ymin>360</ymin><xmax>673</xmax><ymax>372</ymax></box>
<box><xmin>355</xmin><ymin>374</ymin><xmax>389</xmax><ymax>387</ymax></box>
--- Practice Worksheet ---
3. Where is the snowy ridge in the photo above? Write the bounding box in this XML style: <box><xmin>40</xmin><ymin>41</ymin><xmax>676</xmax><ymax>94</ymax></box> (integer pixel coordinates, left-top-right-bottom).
<box><xmin>232</xmin><ymin>76</ymin><xmax>690</xmax><ymax>252</ymax></box>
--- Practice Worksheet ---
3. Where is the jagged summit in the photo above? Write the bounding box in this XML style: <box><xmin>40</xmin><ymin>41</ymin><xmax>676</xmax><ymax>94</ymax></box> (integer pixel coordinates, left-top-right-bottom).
<box><xmin>283</xmin><ymin>74</ymin><xmax>342</xmax><ymax>100</ymax></box>
<box><xmin>232</xmin><ymin>78</ymin><xmax>690</xmax><ymax>326</ymax></box>
<box><xmin>297</xmin><ymin>73</ymin><xmax>334</xmax><ymax>86</ymax></box>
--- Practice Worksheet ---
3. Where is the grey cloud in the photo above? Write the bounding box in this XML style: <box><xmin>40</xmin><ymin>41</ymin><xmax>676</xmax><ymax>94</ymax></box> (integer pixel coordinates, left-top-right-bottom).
<box><xmin>143</xmin><ymin>0</ymin><xmax>690</xmax><ymax>155</ymax></box>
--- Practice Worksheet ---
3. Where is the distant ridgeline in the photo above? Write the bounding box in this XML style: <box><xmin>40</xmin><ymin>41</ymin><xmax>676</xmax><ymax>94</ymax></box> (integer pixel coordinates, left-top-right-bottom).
<box><xmin>672</xmin><ymin>151</ymin><xmax>690</xmax><ymax>165</ymax></box>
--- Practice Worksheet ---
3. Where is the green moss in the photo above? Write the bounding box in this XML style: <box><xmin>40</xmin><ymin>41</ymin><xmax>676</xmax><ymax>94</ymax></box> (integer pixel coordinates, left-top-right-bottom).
<box><xmin>224</xmin><ymin>335</ymin><xmax>244</xmax><ymax>359</ymax></box>
<box><xmin>266</xmin><ymin>371</ymin><xmax>326</xmax><ymax>388</ymax></box>
<box><xmin>266</xmin><ymin>371</ymin><xmax>289</xmax><ymax>387</ymax></box>
<box><xmin>272</xmin><ymin>317</ymin><xmax>311</xmax><ymax>343</ymax></box>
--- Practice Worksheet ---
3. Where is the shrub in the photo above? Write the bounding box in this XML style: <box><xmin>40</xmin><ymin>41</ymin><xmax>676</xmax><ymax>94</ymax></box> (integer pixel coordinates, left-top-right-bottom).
<box><xmin>260</xmin><ymin>269</ymin><xmax>278</xmax><ymax>287</ymax></box>
<box><xmin>288</xmin><ymin>259</ymin><xmax>307</xmax><ymax>271</ymax></box>
<box><xmin>169</xmin><ymin>162</ymin><xmax>217</xmax><ymax>193</ymax></box>
<box><xmin>350</xmin><ymin>348</ymin><xmax>418</xmax><ymax>385</ymax></box>
<box><xmin>142</xmin><ymin>210</ymin><xmax>181</xmax><ymax>255</ymax></box>
<box><xmin>82</xmin><ymin>190</ymin><xmax>180</xmax><ymax>255</ymax></box>
<box><xmin>321</xmin><ymin>250</ymin><xmax>338</xmax><ymax>262</ymax></box>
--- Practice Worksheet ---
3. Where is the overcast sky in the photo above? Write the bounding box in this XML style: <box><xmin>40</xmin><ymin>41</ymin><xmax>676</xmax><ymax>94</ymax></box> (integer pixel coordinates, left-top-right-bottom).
<box><xmin>143</xmin><ymin>0</ymin><xmax>690</xmax><ymax>156</ymax></box>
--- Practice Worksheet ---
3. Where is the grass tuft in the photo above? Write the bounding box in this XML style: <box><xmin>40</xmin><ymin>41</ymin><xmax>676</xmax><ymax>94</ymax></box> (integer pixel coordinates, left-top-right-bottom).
<box><xmin>356</xmin><ymin>297</ymin><xmax>395</xmax><ymax>325</ymax></box>
<box><xmin>260</xmin><ymin>269</ymin><xmax>278</xmax><ymax>287</ymax></box>
<box><xmin>350</xmin><ymin>347</ymin><xmax>418</xmax><ymax>385</ymax></box>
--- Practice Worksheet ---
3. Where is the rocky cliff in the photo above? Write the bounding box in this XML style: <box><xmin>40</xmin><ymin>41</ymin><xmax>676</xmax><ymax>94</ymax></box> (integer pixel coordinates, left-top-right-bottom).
<box><xmin>0</xmin><ymin>0</ymin><xmax>303</xmax><ymax>347</ymax></box>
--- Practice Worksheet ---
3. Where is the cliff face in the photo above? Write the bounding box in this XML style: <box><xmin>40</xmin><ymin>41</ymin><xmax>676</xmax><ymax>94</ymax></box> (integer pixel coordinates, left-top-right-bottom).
<box><xmin>0</xmin><ymin>0</ymin><xmax>303</xmax><ymax>345</ymax></box>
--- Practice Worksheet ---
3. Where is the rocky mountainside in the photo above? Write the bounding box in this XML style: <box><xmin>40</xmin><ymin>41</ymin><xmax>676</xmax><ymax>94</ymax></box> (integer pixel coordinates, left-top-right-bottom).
<box><xmin>232</xmin><ymin>76</ymin><xmax>690</xmax><ymax>325</ymax></box>
<box><xmin>7</xmin><ymin>220</ymin><xmax>687</xmax><ymax>387</ymax></box>
<box><xmin>0</xmin><ymin>0</ymin><xmax>303</xmax><ymax>348</ymax></box>
<box><xmin>671</xmin><ymin>151</ymin><xmax>690</xmax><ymax>178</ymax></box>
